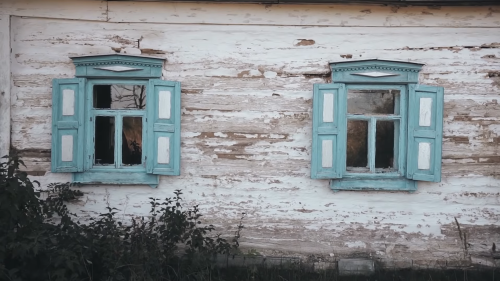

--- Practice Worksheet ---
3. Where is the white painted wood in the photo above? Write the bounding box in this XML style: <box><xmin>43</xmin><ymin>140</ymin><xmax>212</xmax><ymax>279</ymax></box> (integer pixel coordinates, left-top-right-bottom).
<box><xmin>6</xmin><ymin>6</ymin><xmax>500</xmax><ymax>265</ymax></box>
<box><xmin>158</xmin><ymin>90</ymin><xmax>171</xmax><ymax>119</ymax></box>
<box><xmin>157</xmin><ymin>136</ymin><xmax>170</xmax><ymax>164</ymax></box>
<box><xmin>322</xmin><ymin>93</ymin><xmax>334</xmax><ymax>123</ymax></box>
<box><xmin>321</xmin><ymin>139</ymin><xmax>333</xmax><ymax>168</ymax></box>
<box><xmin>62</xmin><ymin>89</ymin><xmax>74</xmax><ymax>116</ymax></box>
<box><xmin>61</xmin><ymin>135</ymin><xmax>73</xmax><ymax>162</ymax></box>
<box><xmin>0</xmin><ymin>0</ymin><xmax>107</xmax><ymax>21</ymax></box>
<box><xmin>0</xmin><ymin>15</ymin><xmax>10</xmax><ymax>158</ymax></box>
<box><xmin>418</xmin><ymin>142</ymin><xmax>431</xmax><ymax>170</ymax></box>
<box><xmin>94</xmin><ymin>66</ymin><xmax>142</xmax><ymax>72</ymax></box>
<box><xmin>108</xmin><ymin>2</ymin><xmax>500</xmax><ymax>27</ymax></box>
<box><xmin>352</xmin><ymin>71</ymin><xmax>398</xmax><ymax>77</ymax></box>
<box><xmin>419</xmin><ymin>98</ymin><xmax>433</xmax><ymax>127</ymax></box>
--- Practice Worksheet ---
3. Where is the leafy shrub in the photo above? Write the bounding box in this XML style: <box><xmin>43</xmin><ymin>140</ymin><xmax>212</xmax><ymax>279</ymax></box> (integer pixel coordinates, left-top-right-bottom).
<box><xmin>0</xmin><ymin>155</ymin><xmax>242</xmax><ymax>281</ymax></box>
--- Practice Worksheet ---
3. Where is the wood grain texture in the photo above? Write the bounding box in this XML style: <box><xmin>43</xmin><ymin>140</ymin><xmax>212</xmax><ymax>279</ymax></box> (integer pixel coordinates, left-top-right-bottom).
<box><xmin>0</xmin><ymin>0</ymin><xmax>107</xmax><ymax>20</ymax></box>
<box><xmin>108</xmin><ymin>2</ymin><xmax>500</xmax><ymax>27</ymax></box>
<box><xmin>0</xmin><ymin>15</ymin><xmax>10</xmax><ymax>157</ymax></box>
<box><xmin>5</xmin><ymin>4</ymin><xmax>500</xmax><ymax>264</ymax></box>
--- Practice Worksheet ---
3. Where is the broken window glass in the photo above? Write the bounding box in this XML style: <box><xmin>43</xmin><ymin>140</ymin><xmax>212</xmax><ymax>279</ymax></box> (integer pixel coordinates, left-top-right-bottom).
<box><xmin>93</xmin><ymin>85</ymin><xmax>146</xmax><ymax>109</ymax></box>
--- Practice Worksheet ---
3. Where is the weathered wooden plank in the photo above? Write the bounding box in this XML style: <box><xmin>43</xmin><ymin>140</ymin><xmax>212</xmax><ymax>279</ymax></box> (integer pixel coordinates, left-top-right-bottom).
<box><xmin>12</xmin><ymin>19</ymin><xmax>499</xmax><ymax>66</ymax></box>
<box><xmin>108</xmin><ymin>2</ymin><xmax>500</xmax><ymax>27</ymax></box>
<box><xmin>5</xmin><ymin>3</ymin><xmax>500</xmax><ymax>264</ymax></box>
<box><xmin>135</xmin><ymin>0</ymin><xmax>498</xmax><ymax>5</ymax></box>
<box><xmin>0</xmin><ymin>0</ymin><xmax>107</xmax><ymax>21</ymax></box>
<box><xmin>0</xmin><ymin>15</ymin><xmax>10</xmax><ymax>157</ymax></box>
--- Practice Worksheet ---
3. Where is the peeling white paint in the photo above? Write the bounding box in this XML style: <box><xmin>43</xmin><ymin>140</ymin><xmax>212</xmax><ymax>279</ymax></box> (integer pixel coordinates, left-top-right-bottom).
<box><xmin>61</xmin><ymin>135</ymin><xmax>73</xmax><ymax>162</ymax></box>
<box><xmin>323</xmin><ymin>93</ymin><xmax>334</xmax><ymax>123</ymax></box>
<box><xmin>418</xmin><ymin>142</ymin><xmax>431</xmax><ymax>170</ymax></box>
<box><xmin>264</xmin><ymin>71</ymin><xmax>277</xmax><ymax>78</ymax></box>
<box><xmin>321</xmin><ymin>140</ymin><xmax>333</xmax><ymax>168</ymax></box>
<box><xmin>62</xmin><ymin>89</ymin><xmax>74</xmax><ymax>116</ymax></box>
<box><xmin>158</xmin><ymin>90</ymin><xmax>171</xmax><ymax>119</ymax></box>
<box><xmin>157</xmin><ymin>137</ymin><xmax>170</xmax><ymax>164</ymax></box>
<box><xmin>419</xmin><ymin>98</ymin><xmax>432</xmax><ymax>127</ymax></box>
<box><xmin>345</xmin><ymin>241</ymin><xmax>367</xmax><ymax>248</ymax></box>
<box><xmin>4</xmin><ymin>2</ymin><xmax>500</xmax><ymax>265</ymax></box>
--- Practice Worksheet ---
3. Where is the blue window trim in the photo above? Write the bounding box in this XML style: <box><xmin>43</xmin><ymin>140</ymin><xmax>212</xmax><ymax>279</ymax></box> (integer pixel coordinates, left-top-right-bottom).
<box><xmin>343</xmin><ymin>84</ymin><xmax>407</xmax><ymax>179</ymax></box>
<box><xmin>76</xmin><ymin>78</ymin><xmax>157</xmax><ymax>187</ymax></box>
<box><xmin>84</xmin><ymin>79</ymin><xmax>148</xmax><ymax>172</ymax></box>
<box><xmin>311</xmin><ymin>59</ymin><xmax>444</xmax><ymax>192</ymax></box>
<box><xmin>51</xmin><ymin>54</ymin><xmax>180</xmax><ymax>188</ymax></box>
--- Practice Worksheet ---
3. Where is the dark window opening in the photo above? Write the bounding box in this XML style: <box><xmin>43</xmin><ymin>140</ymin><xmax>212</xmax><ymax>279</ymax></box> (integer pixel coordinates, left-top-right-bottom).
<box><xmin>347</xmin><ymin>89</ymin><xmax>400</xmax><ymax>115</ymax></box>
<box><xmin>93</xmin><ymin>85</ymin><xmax>146</xmax><ymax>109</ymax></box>
<box><xmin>346</xmin><ymin>120</ymin><xmax>368</xmax><ymax>171</ymax></box>
<box><xmin>122</xmin><ymin>117</ymin><xmax>142</xmax><ymax>166</ymax></box>
<box><xmin>375</xmin><ymin>121</ymin><xmax>395</xmax><ymax>170</ymax></box>
<box><xmin>95</xmin><ymin>116</ymin><xmax>115</xmax><ymax>165</ymax></box>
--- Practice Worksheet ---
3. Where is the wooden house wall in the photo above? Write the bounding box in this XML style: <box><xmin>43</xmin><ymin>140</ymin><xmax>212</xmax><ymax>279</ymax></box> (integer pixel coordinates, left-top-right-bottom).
<box><xmin>1</xmin><ymin>0</ymin><xmax>500</xmax><ymax>266</ymax></box>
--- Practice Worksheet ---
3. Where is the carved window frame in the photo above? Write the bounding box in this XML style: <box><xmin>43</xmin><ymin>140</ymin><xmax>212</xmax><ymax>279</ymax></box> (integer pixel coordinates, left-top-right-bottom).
<box><xmin>310</xmin><ymin>59</ymin><xmax>444</xmax><ymax>192</ymax></box>
<box><xmin>51</xmin><ymin>54</ymin><xmax>181</xmax><ymax>188</ymax></box>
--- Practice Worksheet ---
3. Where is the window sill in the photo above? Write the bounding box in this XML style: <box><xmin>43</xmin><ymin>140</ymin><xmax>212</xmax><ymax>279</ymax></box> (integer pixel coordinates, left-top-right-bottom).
<box><xmin>73</xmin><ymin>172</ymin><xmax>159</xmax><ymax>188</ymax></box>
<box><xmin>330</xmin><ymin>177</ymin><xmax>416</xmax><ymax>192</ymax></box>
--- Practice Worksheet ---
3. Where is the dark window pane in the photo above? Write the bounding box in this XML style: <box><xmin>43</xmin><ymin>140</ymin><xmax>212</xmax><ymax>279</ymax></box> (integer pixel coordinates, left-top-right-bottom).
<box><xmin>122</xmin><ymin>117</ymin><xmax>142</xmax><ymax>166</ymax></box>
<box><xmin>346</xmin><ymin>120</ymin><xmax>368</xmax><ymax>171</ymax></box>
<box><xmin>93</xmin><ymin>85</ymin><xmax>146</xmax><ymax>109</ymax></box>
<box><xmin>375</xmin><ymin>121</ymin><xmax>395</xmax><ymax>170</ymax></box>
<box><xmin>95</xmin><ymin>116</ymin><xmax>114</xmax><ymax>165</ymax></box>
<box><xmin>348</xmin><ymin>89</ymin><xmax>400</xmax><ymax>115</ymax></box>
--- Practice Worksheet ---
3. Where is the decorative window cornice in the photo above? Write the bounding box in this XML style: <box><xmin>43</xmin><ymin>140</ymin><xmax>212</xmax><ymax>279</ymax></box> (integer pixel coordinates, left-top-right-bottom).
<box><xmin>74</xmin><ymin>61</ymin><xmax>162</xmax><ymax>68</ymax></box>
<box><xmin>70</xmin><ymin>54</ymin><xmax>164</xmax><ymax>78</ymax></box>
<box><xmin>332</xmin><ymin>65</ymin><xmax>420</xmax><ymax>73</ymax></box>
<box><xmin>329</xmin><ymin>59</ymin><xmax>424</xmax><ymax>84</ymax></box>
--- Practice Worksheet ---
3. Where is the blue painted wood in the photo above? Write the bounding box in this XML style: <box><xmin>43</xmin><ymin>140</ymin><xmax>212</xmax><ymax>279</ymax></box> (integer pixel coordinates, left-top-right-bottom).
<box><xmin>330</xmin><ymin>59</ymin><xmax>423</xmax><ymax>84</ymax></box>
<box><xmin>84</xmin><ymin>79</ymin><xmax>148</xmax><ymax>172</ymax></box>
<box><xmin>146</xmin><ymin>79</ymin><xmax>181</xmax><ymax>176</ymax></box>
<box><xmin>51</xmin><ymin>78</ymin><xmax>86</xmax><ymax>172</ymax></box>
<box><xmin>313</xmin><ymin>61</ymin><xmax>436</xmax><ymax>191</ymax></box>
<box><xmin>71</xmin><ymin>54</ymin><xmax>163</xmax><ymax>79</ymax></box>
<box><xmin>53</xmin><ymin>56</ymin><xmax>180</xmax><ymax>186</ymax></box>
<box><xmin>73</xmin><ymin>171</ymin><xmax>158</xmax><ymax>186</ymax></box>
<box><xmin>406</xmin><ymin>84</ymin><xmax>444</xmax><ymax>182</ymax></box>
<box><xmin>368</xmin><ymin>117</ymin><xmax>376</xmax><ymax>172</ymax></box>
<box><xmin>311</xmin><ymin>83</ymin><xmax>346</xmax><ymax>179</ymax></box>
<box><xmin>330</xmin><ymin>177</ymin><xmax>417</xmax><ymax>192</ymax></box>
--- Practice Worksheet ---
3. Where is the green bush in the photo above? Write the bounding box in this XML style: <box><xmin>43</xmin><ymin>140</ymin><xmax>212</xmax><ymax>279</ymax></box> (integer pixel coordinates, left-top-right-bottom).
<box><xmin>0</xmin><ymin>155</ymin><xmax>242</xmax><ymax>281</ymax></box>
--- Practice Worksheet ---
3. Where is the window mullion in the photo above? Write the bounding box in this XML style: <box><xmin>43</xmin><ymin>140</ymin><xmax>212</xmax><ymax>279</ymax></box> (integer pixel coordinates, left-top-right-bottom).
<box><xmin>369</xmin><ymin>117</ymin><xmax>376</xmax><ymax>172</ymax></box>
<box><xmin>115</xmin><ymin>113</ymin><xmax>122</xmax><ymax>169</ymax></box>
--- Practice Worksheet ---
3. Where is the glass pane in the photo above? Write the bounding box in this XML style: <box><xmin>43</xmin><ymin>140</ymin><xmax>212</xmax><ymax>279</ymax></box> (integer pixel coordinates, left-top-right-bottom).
<box><xmin>95</xmin><ymin>116</ymin><xmax>115</xmax><ymax>165</ymax></box>
<box><xmin>346</xmin><ymin>120</ymin><xmax>368</xmax><ymax>171</ymax></box>
<box><xmin>122</xmin><ymin>117</ymin><xmax>142</xmax><ymax>166</ymax></box>
<box><xmin>375</xmin><ymin>121</ymin><xmax>396</xmax><ymax>171</ymax></box>
<box><xmin>348</xmin><ymin>89</ymin><xmax>400</xmax><ymax>115</ymax></box>
<box><xmin>93</xmin><ymin>85</ymin><xmax>146</xmax><ymax>109</ymax></box>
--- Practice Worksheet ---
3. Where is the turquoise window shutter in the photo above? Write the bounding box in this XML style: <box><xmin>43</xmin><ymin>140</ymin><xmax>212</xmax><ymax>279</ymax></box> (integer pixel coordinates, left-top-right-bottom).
<box><xmin>406</xmin><ymin>84</ymin><xmax>444</xmax><ymax>182</ymax></box>
<box><xmin>311</xmin><ymin>83</ymin><xmax>346</xmax><ymax>179</ymax></box>
<box><xmin>51</xmin><ymin>78</ymin><xmax>86</xmax><ymax>172</ymax></box>
<box><xmin>146</xmin><ymin>79</ymin><xmax>181</xmax><ymax>176</ymax></box>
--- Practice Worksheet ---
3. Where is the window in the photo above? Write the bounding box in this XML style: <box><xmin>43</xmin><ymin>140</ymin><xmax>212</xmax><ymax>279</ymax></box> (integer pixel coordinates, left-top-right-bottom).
<box><xmin>311</xmin><ymin>60</ymin><xmax>444</xmax><ymax>192</ymax></box>
<box><xmin>51</xmin><ymin>54</ymin><xmax>181</xmax><ymax>188</ymax></box>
